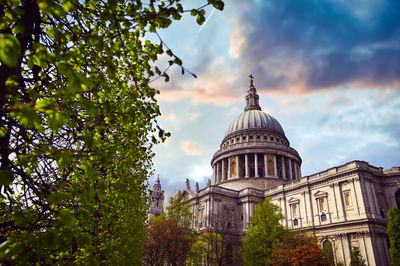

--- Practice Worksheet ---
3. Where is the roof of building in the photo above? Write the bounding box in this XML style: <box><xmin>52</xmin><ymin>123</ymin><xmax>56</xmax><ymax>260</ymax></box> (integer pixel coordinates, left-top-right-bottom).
<box><xmin>224</xmin><ymin>109</ymin><xmax>285</xmax><ymax>137</ymax></box>
<box><xmin>224</xmin><ymin>75</ymin><xmax>286</xmax><ymax>138</ymax></box>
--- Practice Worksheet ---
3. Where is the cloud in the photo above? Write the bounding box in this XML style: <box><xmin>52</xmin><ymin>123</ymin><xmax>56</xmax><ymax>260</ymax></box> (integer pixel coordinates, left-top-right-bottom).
<box><xmin>230</xmin><ymin>0</ymin><xmax>400</xmax><ymax>92</ymax></box>
<box><xmin>188</xmin><ymin>113</ymin><xmax>200</xmax><ymax>122</ymax></box>
<box><xmin>165</xmin><ymin>111</ymin><xmax>178</xmax><ymax>122</ymax></box>
<box><xmin>180</xmin><ymin>140</ymin><xmax>205</xmax><ymax>156</ymax></box>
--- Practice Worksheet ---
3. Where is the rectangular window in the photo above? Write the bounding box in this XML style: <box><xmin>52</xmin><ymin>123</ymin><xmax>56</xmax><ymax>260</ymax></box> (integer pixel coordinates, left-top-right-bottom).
<box><xmin>267</xmin><ymin>155</ymin><xmax>275</xmax><ymax>176</ymax></box>
<box><xmin>250</xmin><ymin>136</ymin><xmax>253</xmax><ymax>140</ymax></box>
<box><xmin>230</xmin><ymin>157</ymin><xmax>237</xmax><ymax>177</ymax></box>
<box><xmin>291</xmin><ymin>203</ymin><xmax>299</xmax><ymax>217</ymax></box>
<box><xmin>257</xmin><ymin>135</ymin><xmax>260</xmax><ymax>140</ymax></box>
<box><xmin>199</xmin><ymin>208</ymin><xmax>204</xmax><ymax>224</ymax></box>
<box><xmin>318</xmin><ymin>198</ymin><xmax>326</xmax><ymax>212</ymax></box>
<box><xmin>343</xmin><ymin>191</ymin><xmax>352</xmax><ymax>207</ymax></box>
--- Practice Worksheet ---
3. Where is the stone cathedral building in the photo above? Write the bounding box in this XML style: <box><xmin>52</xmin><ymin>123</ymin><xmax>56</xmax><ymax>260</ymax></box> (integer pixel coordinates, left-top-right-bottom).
<box><xmin>182</xmin><ymin>77</ymin><xmax>400</xmax><ymax>265</ymax></box>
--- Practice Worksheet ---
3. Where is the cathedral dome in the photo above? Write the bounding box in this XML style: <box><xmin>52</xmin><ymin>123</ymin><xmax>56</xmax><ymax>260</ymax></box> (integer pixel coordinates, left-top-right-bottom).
<box><xmin>224</xmin><ymin>109</ymin><xmax>285</xmax><ymax>138</ymax></box>
<box><xmin>211</xmin><ymin>75</ymin><xmax>302</xmax><ymax>191</ymax></box>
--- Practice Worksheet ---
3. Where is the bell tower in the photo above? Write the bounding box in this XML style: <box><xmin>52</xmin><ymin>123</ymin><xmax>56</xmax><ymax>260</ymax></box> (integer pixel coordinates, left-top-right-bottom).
<box><xmin>149</xmin><ymin>175</ymin><xmax>164</xmax><ymax>218</ymax></box>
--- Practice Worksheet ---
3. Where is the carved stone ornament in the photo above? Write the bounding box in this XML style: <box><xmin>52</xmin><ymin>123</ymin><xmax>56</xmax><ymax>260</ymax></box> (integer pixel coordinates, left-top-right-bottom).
<box><xmin>186</xmin><ymin>178</ymin><xmax>190</xmax><ymax>190</ymax></box>
<box><xmin>195</xmin><ymin>182</ymin><xmax>200</xmax><ymax>193</ymax></box>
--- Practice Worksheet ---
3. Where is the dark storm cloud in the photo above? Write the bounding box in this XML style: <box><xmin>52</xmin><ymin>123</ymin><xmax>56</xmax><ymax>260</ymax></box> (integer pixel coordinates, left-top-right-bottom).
<box><xmin>236</xmin><ymin>0</ymin><xmax>400</xmax><ymax>90</ymax></box>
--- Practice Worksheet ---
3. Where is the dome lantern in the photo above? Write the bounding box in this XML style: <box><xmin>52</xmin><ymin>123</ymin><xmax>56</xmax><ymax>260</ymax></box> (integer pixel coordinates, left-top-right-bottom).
<box><xmin>244</xmin><ymin>74</ymin><xmax>261</xmax><ymax>111</ymax></box>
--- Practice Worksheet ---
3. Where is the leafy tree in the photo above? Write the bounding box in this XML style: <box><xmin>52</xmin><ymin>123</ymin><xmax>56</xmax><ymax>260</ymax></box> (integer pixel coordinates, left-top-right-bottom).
<box><xmin>387</xmin><ymin>206</ymin><xmax>400</xmax><ymax>266</ymax></box>
<box><xmin>144</xmin><ymin>191</ymin><xmax>198</xmax><ymax>265</ymax></box>
<box><xmin>271</xmin><ymin>231</ymin><xmax>329</xmax><ymax>266</ymax></box>
<box><xmin>350</xmin><ymin>247</ymin><xmax>366</xmax><ymax>266</ymax></box>
<box><xmin>167</xmin><ymin>190</ymin><xmax>195</xmax><ymax>226</ymax></box>
<box><xmin>143</xmin><ymin>215</ymin><xmax>195</xmax><ymax>266</ymax></box>
<box><xmin>186</xmin><ymin>236</ymin><xmax>208</xmax><ymax>266</ymax></box>
<box><xmin>0</xmin><ymin>0</ymin><xmax>224</xmax><ymax>264</ymax></box>
<box><xmin>241</xmin><ymin>197</ymin><xmax>289</xmax><ymax>266</ymax></box>
<box><xmin>205</xmin><ymin>211</ymin><xmax>238</xmax><ymax>266</ymax></box>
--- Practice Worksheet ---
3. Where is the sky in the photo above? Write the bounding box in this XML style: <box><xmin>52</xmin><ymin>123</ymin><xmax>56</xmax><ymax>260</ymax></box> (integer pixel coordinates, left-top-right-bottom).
<box><xmin>148</xmin><ymin>0</ymin><xmax>400</xmax><ymax>198</ymax></box>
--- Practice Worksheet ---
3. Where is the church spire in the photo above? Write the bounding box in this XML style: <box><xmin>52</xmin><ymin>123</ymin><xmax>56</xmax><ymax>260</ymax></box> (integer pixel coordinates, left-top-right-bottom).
<box><xmin>245</xmin><ymin>74</ymin><xmax>261</xmax><ymax>111</ymax></box>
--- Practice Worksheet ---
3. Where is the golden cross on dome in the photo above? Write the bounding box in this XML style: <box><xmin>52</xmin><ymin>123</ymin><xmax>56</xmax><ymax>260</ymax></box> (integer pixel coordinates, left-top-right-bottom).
<box><xmin>249</xmin><ymin>73</ymin><xmax>254</xmax><ymax>86</ymax></box>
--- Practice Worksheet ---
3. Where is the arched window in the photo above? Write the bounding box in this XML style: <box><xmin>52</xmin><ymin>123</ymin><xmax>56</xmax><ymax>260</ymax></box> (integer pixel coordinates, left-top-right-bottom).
<box><xmin>293</xmin><ymin>218</ymin><xmax>298</xmax><ymax>226</ymax></box>
<box><xmin>323</xmin><ymin>240</ymin><xmax>334</xmax><ymax>265</ymax></box>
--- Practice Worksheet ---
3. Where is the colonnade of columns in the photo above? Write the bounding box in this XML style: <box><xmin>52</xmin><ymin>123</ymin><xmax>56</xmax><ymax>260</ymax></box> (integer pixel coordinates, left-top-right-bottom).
<box><xmin>212</xmin><ymin>153</ymin><xmax>301</xmax><ymax>184</ymax></box>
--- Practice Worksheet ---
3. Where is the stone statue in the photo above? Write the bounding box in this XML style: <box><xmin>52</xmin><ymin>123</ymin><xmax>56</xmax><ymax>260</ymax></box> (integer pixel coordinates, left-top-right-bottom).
<box><xmin>186</xmin><ymin>178</ymin><xmax>190</xmax><ymax>189</ymax></box>
<box><xmin>195</xmin><ymin>182</ymin><xmax>199</xmax><ymax>193</ymax></box>
<box><xmin>207</xmin><ymin>179</ymin><xmax>211</xmax><ymax>187</ymax></box>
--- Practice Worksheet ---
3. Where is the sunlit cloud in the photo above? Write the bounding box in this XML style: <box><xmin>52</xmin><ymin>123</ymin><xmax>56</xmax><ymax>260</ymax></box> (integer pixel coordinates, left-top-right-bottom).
<box><xmin>180</xmin><ymin>140</ymin><xmax>205</xmax><ymax>156</ymax></box>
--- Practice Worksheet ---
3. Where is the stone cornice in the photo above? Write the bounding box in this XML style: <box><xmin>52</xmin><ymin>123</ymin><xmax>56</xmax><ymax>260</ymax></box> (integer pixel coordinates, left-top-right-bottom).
<box><xmin>211</xmin><ymin>145</ymin><xmax>301</xmax><ymax>166</ymax></box>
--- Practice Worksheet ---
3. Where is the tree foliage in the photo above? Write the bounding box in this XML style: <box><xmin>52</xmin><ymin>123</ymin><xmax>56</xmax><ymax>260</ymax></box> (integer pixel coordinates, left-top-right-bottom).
<box><xmin>350</xmin><ymin>247</ymin><xmax>366</xmax><ymax>266</ymax></box>
<box><xmin>271</xmin><ymin>231</ymin><xmax>329</xmax><ymax>266</ymax></box>
<box><xmin>166</xmin><ymin>190</ymin><xmax>195</xmax><ymax>226</ymax></box>
<box><xmin>200</xmin><ymin>211</ymin><xmax>236</xmax><ymax>266</ymax></box>
<box><xmin>0</xmin><ymin>0</ymin><xmax>223</xmax><ymax>264</ymax></box>
<box><xmin>241</xmin><ymin>197</ymin><xmax>289</xmax><ymax>266</ymax></box>
<box><xmin>387</xmin><ymin>206</ymin><xmax>400</xmax><ymax>266</ymax></box>
<box><xmin>143</xmin><ymin>215</ymin><xmax>195</xmax><ymax>266</ymax></box>
<box><xmin>144</xmin><ymin>191</ymin><xmax>197</xmax><ymax>265</ymax></box>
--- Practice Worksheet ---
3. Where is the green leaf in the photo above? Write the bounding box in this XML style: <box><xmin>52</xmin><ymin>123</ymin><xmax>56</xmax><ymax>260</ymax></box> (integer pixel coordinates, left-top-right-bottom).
<box><xmin>0</xmin><ymin>169</ymin><xmax>13</xmax><ymax>186</ymax></box>
<box><xmin>196</xmin><ymin>14</ymin><xmax>205</xmax><ymax>25</ymax></box>
<box><xmin>57</xmin><ymin>150</ymin><xmax>73</xmax><ymax>169</ymax></box>
<box><xmin>12</xmin><ymin>21</ymin><xmax>25</xmax><ymax>34</ymax></box>
<box><xmin>38</xmin><ymin>0</ymin><xmax>67</xmax><ymax>17</ymax></box>
<box><xmin>42</xmin><ymin>229</ymin><xmax>58</xmax><ymax>249</ymax></box>
<box><xmin>59</xmin><ymin>209</ymin><xmax>76</xmax><ymax>227</ymax></box>
<box><xmin>0</xmin><ymin>33</ymin><xmax>21</xmax><ymax>67</ymax></box>
<box><xmin>56</xmin><ymin>62</ymin><xmax>74</xmax><ymax>77</ymax></box>
<box><xmin>48</xmin><ymin>191</ymin><xmax>71</xmax><ymax>204</ymax></box>
<box><xmin>5</xmin><ymin>75</ymin><xmax>19</xmax><ymax>88</ymax></box>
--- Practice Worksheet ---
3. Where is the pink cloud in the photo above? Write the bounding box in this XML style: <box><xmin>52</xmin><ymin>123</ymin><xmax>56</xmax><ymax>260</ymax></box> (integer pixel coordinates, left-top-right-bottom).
<box><xmin>180</xmin><ymin>140</ymin><xmax>205</xmax><ymax>156</ymax></box>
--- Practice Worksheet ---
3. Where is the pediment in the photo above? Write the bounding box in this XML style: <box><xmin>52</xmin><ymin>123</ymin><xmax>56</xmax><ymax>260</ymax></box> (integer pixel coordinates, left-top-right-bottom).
<box><xmin>182</xmin><ymin>189</ymin><xmax>196</xmax><ymax>199</ymax></box>
<box><xmin>313</xmin><ymin>190</ymin><xmax>328</xmax><ymax>198</ymax></box>
<box><xmin>288</xmin><ymin>197</ymin><xmax>300</xmax><ymax>204</ymax></box>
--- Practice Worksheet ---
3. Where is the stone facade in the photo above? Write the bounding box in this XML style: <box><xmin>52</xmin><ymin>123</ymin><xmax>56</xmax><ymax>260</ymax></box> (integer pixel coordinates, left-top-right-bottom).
<box><xmin>182</xmin><ymin>78</ymin><xmax>400</xmax><ymax>265</ymax></box>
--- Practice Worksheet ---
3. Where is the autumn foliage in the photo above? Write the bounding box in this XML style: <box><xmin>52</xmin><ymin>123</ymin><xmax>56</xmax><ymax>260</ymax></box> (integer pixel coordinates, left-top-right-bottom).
<box><xmin>144</xmin><ymin>216</ymin><xmax>195</xmax><ymax>265</ymax></box>
<box><xmin>271</xmin><ymin>231</ymin><xmax>329</xmax><ymax>266</ymax></box>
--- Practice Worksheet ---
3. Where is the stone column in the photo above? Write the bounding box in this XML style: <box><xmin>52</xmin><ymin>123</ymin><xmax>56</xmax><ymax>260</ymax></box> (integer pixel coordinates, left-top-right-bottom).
<box><xmin>368</xmin><ymin>180</ymin><xmax>379</xmax><ymax>218</ymax></box>
<box><xmin>236</xmin><ymin>155</ymin><xmax>239</xmax><ymax>178</ymax></box>
<box><xmin>273</xmin><ymin>155</ymin><xmax>277</xmax><ymax>178</ymax></box>
<box><xmin>243</xmin><ymin>202</ymin><xmax>248</xmax><ymax>229</ymax></box>
<box><xmin>264</xmin><ymin>154</ymin><xmax>268</xmax><ymax>177</ymax></box>
<box><xmin>245</xmin><ymin>154</ymin><xmax>249</xmax><ymax>178</ymax></box>
<box><xmin>336</xmin><ymin>183</ymin><xmax>346</xmax><ymax>221</ymax></box>
<box><xmin>216</xmin><ymin>162</ymin><xmax>220</xmax><ymax>182</ymax></box>
<box><xmin>227</xmin><ymin>157</ymin><xmax>231</xmax><ymax>180</ymax></box>
<box><xmin>288</xmin><ymin>158</ymin><xmax>293</xmax><ymax>180</ymax></box>
<box><xmin>255</xmin><ymin>153</ymin><xmax>259</xmax><ymax>177</ymax></box>
<box><xmin>281</xmin><ymin>156</ymin><xmax>286</xmax><ymax>180</ymax></box>
<box><xmin>222</xmin><ymin>159</ymin><xmax>226</xmax><ymax>181</ymax></box>
<box><xmin>213</xmin><ymin>164</ymin><xmax>216</xmax><ymax>184</ymax></box>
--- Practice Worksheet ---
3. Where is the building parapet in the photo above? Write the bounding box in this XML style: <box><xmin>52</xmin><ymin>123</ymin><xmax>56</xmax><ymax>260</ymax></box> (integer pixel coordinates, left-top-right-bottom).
<box><xmin>383</xmin><ymin>166</ymin><xmax>400</xmax><ymax>175</ymax></box>
<box><xmin>264</xmin><ymin>160</ymin><xmax>386</xmax><ymax>195</ymax></box>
